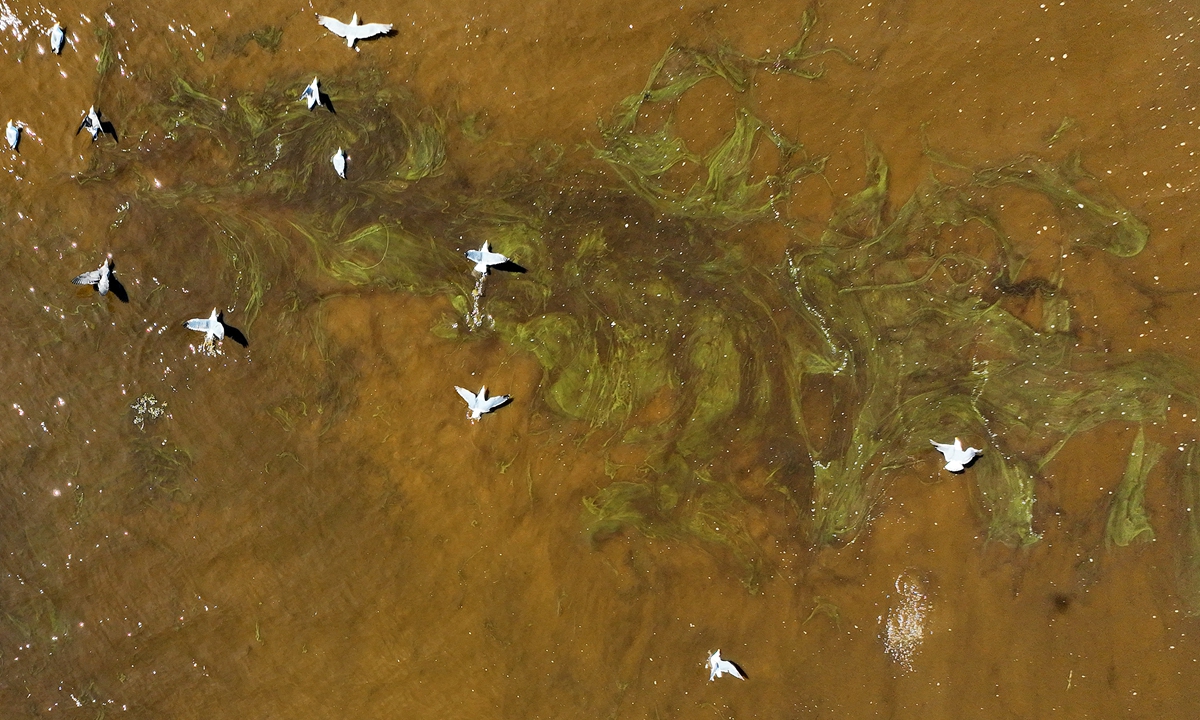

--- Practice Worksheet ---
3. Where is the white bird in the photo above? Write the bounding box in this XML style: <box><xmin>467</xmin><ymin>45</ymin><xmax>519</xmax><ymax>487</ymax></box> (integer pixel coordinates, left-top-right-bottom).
<box><xmin>300</xmin><ymin>77</ymin><xmax>324</xmax><ymax>111</ymax></box>
<box><xmin>317</xmin><ymin>12</ymin><xmax>392</xmax><ymax>48</ymax></box>
<box><xmin>77</xmin><ymin>106</ymin><xmax>103</xmax><ymax>141</ymax></box>
<box><xmin>707</xmin><ymin>650</ymin><xmax>745</xmax><ymax>682</ymax></box>
<box><xmin>930</xmin><ymin>437</ymin><xmax>982</xmax><ymax>473</ymax></box>
<box><xmin>465</xmin><ymin>241</ymin><xmax>509</xmax><ymax>274</ymax></box>
<box><xmin>332</xmin><ymin>148</ymin><xmax>347</xmax><ymax>178</ymax></box>
<box><xmin>5</xmin><ymin>121</ymin><xmax>20</xmax><ymax>151</ymax></box>
<box><xmin>49</xmin><ymin>23</ymin><xmax>65</xmax><ymax>54</ymax></box>
<box><xmin>72</xmin><ymin>256</ymin><xmax>115</xmax><ymax>295</ymax></box>
<box><xmin>185</xmin><ymin>308</ymin><xmax>225</xmax><ymax>344</ymax></box>
<box><xmin>454</xmin><ymin>385</ymin><xmax>511</xmax><ymax>421</ymax></box>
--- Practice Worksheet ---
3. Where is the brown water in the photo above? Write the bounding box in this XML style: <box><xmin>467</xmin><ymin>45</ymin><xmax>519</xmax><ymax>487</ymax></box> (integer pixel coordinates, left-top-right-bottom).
<box><xmin>2</xmin><ymin>0</ymin><xmax>1200</xmax><ymax>717</ymax></box>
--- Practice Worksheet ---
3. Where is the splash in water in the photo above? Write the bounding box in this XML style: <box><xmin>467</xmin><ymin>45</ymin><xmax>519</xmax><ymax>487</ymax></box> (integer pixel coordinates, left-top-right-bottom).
<box><xmin>883</xmin><ymin>570</ymin><xmax>931</xmax><ymax>671</ymax></box>
<box><xmin>465</xmin><ymin>273</ymin><xmax>493</xmax><ymax>331</ymax></box>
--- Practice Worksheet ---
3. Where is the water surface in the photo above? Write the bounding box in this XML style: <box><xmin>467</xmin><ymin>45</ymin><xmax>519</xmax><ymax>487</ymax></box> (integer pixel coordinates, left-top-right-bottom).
<box><xmin>1</xmin><ymin>0</ymin><xmax>1200</xmax><ymax>717</ymax></box>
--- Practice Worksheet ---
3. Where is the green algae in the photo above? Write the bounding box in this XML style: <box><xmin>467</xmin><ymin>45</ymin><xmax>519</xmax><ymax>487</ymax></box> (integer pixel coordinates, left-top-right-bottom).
<box><xmin>4</xmin><ymin>595</ymin><xmax>72</xmax><ymax>648</ymax></box>
<box><xmin>973</xmin><ymin>154</ymin><xmax>1149</xmax><ymax>258</ymax></box>
<box><xmin>82</xmin><ymin>10</ymin><xmax>1200</xmax><ymax>588</ymax></box>
<box><xmin>826</xmin><ymin>141</ymin><xmax>890</xmax><ymax>241</ymax></box>
<box><xmin>247</xmin><ymin>26</ymin><xmax>283</xmax><ymax>53</ymax></box>
<box><xmin>596</xmin><ymin>106</ymin><xmax>825</xmax><ymax>222</ymax></box>
<box><xmin>675</xmin><ymin>310</ymin><xmax>740</xmax><ymax>458</ymax></box>
<box><xmin>151</xmin><ymin>69</ymin><xmax>448</xmax><ymax>203</ymax></box>
<box><xmin>130</xmin><ymin>435</ymin><xmax>193</xmax><ymax>505</ymax></box>
<box><xmin>1178</xmin><ymin>444</ymin><xmax>1200</xmax><ymax>615</ymax></box>
<box><xmin>973</xmin><ymin>452</ymin><xmax>1040</xmax><ymax>546</ymax></box>
<box><xmin>1106</xmin><ymin>426</ymin><xmax>1162</xmax><ymax>547</ymax></box>
<box><xmin>595</xmin><ymin>32</ymin><xmax>831</xmax><ymax>222</ymax></box>
<box><xmin>208</xmin><ymin>214</ymin><xmax>274</xmax><ymax>326</ymax></box>
<box><xmin>769</xmin><ymin>139</ymin><xmax>1197</xmax><ymax>545</ymax></box>
<box><xmin>759</xmin><ymin>5</ymin><xmax>855</xmax><ymax>79</ymax></box>
<box><xmin>95</xmin><ymin>25</ymin><xmax>115</xmax><ymax>77</ymax></box>
<box><xmin>1045</xmin><ymin>117</ymin><xmax>1077</xmax><ymax>146</ymax></box>
<box><xmin>510</xmin><ymin>310</ymin><xmax>675</xmax><ymax>428</ymax></box>
<box><xmin>395</xmin><ymin>110</ymin><xmax>448</xmax><ymax>182</ymax></box>
<box><xmin>583</xmin><ymin>469</ymin><xmax>762</xmax><ymax>588</ymax></box>
<box><xmin>1041</xmin><ymin>294</ymin><xmax>1071</xmax><ymax>333</ymax></box>
<box><xmin>298</xmin><ymin>220</ymin><xmax>460</xmax><ymax>295</ymax></box>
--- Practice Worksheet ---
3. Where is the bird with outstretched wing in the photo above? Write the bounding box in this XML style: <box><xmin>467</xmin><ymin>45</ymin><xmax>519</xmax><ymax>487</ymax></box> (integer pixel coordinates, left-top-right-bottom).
<box><xmin>317</xmin><ymin>13</ymin><xmax>392</xmax><ymax>47</ymax></box>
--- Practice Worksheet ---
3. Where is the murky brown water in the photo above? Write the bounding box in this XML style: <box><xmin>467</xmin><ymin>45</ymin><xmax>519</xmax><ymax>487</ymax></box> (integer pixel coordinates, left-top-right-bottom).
<box><xmin>2</xmin><ymin>0</ymin><xmax>1200</xmax><ymax>717</ymax></box>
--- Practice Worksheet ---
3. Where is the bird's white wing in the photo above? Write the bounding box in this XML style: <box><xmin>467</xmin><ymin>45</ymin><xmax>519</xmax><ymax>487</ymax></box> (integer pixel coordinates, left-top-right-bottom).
<box><xmin>188</xmin><ymin>318</ymin><xmax>225</xmax><ymax>341</ymax></box>
<box><xmin>455</xmin><ymin>386</ymin><xmax>477</xmax><ymax>405</ymax></box>
<box><xmin>317</xmin><ymin>15</ymin><xmax>352</xmax><ymax>36</ymax></box>
<box><xmin>480</xmin><ymin>249</ymin><xmax>509</xmax><ymax>265</ymax></box>
<box><xmin>96</xmin><ymin>270</ymin><xmax>110</xmax><ymax>296</ymax></box>
<box><xmin>347</xmin><ymin>21</ymin><xmax>391</xmax><ymax>39</ymax></box>
<box><xmin>465</xmin><ymin>249</ymin><xmax>484</xmax><ymax>263</ymax></box>
<box><xmin>479</xmin><ymin>394</ymin><xmax>510</xmax><ymax>413</ymax></box>
<box><xmin>929</xmin><ymin>439</ymin><xmax>952</xmax><ymax>454</ymax></box>
<box><xmin>186</xmin><ymin>317</ymin><xmax>216</xmax><ymax>332</ymax></box>
<box><xmin>185</xmin><ymin>316</ymin><xmax>220</xmax><ymax>332</ymax></box>
<box><xmin>717</xmin><ymin>659</ymin><xmax>745</xmax><ymax>679</ymax></box>
<box><xmin>72</xmin><ymin>269</ymin><xmax>102</xmax><ymax>286</ymax></box>
<box><xmin>186</xmin><ymin>310</ymin><xmax>223</xmax><ymax>339</ymax></box>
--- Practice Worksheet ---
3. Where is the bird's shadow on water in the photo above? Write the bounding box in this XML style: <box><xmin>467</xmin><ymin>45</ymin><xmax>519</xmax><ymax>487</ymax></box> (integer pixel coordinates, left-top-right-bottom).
<box><xmin>218</xmin><ymin>314</ymin><xmax>249</xmax><ymax>347</ymax></box>
<box><xmin>320</xmin><ymin>92</ymin><xmax>337</xmax><ymax>114</ymax></box>
<box><xmin>493</xmin><ymin>260</ymin><xmax>527</xmax><ymax>274</ymax></box>
<box><xmin>107</xmin><ymin>259</ymin><xmax>130</xmax><ymax>303</ymax></box>
<box><xmin>109</xmin><ymin>276</ymin><xmax>129</xmax><ymax>303</ymax></box>
<box><xmin>953</xmin><ymin>454</ymin><xmax>981</xmax><ymax>473</ymax></box>
<box><xmin>730</xmin><ymin>661</ymin><xmax>748</xmax><ymax>680</ymax></box>
<box><xmin>100</xmin><ymin>120</ymin><xmax>119</xmax><ymax>143</ymax></box>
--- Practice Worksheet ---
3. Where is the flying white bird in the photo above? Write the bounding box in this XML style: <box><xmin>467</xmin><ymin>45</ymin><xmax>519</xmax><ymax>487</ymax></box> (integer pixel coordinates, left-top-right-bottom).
<box><xmin>77</xmin><ymin>106</ymin><xmax>104</xmax><ymax>141</ymax></box>
<box><xmin>707</xmin><ymin>650</ymin><xmax>745</xmax><ymax>681</ymax></box>
<box><xmin>332</xmin><ymin>148</ymin><xmax>347</xmax><ymax>178</ymax></box>
<box><xmin>5</xmin><ymin>121</ymin><xmax>20</xmax><ymax>151</ymax></box>
<box><xmin>49</xmin><ymin>23</ymin><xmax>65</xmax><ymax>54</ymax></box>
<box><xmin>185</xmin><ymin>308</ymin><xmax>225</xmax><ymax>344</ymax></box>
<box><xmin>72</xmin><ymin>256</ymin><xmax>115</xmax><ymax>295</ymax></box>
<box><xmin>465</xmin><ymin>241</ymin><xmax>509</xmax><ymax>274</ymax></box>
<box><xmin>930</xmin><ymin>437</ymin><xmax>982</xmax><ymax>473</ymax></box>
<box><xmin>454</xmin><ymin>385</ymin><xmax>511</xmax><ymax>421</ymax></box>
<box><xmin>300</xmin><ymin>77</ymin><xmax>325</xmax><ymax>111</ymax></box>
<box><xmin>317</xmin><ymin>13</ymin><xmax>392</xmax><ymax>48</ymax></box>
